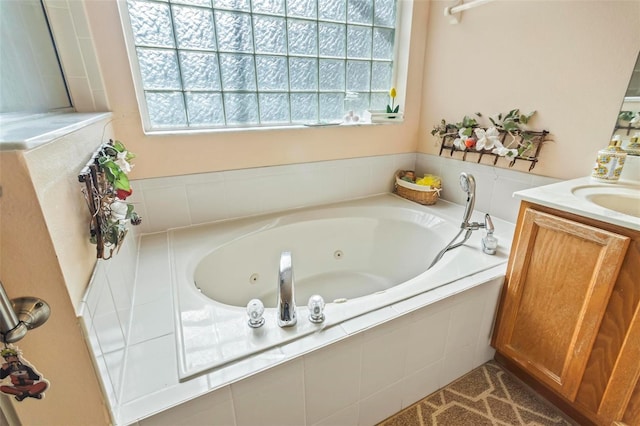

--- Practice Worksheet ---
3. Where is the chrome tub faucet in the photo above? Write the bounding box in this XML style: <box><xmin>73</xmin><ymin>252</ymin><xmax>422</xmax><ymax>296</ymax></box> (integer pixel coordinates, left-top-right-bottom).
<box><xmin>277</xmin><ymin>251</ymin><xmax>297</xmax><ymax>327</ymax></box>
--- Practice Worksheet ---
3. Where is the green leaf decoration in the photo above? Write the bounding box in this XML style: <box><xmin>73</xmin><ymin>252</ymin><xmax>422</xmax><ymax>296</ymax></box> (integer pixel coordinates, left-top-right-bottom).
<box><xmin>619</xmin><ymin>111</ymin><xmax>635</xmax><ymax>121</ymax></box>
<box><xmin>386</xmin><ymin>105</ymin><xmax>392</xmax><ymax>113</ymax></box>
<box><xmin>393</xmin><ymin>105</ymin><xmax>399</xmax><ymax>113</ymax></box>
<box><xmin>125</xmin><ymin>203</ymin><xmax>135</xmax><ymax>219</ymax></box>
<box><xmin>100</xmin><ymin>160</ymin><xmax>121</xmax><ymax>184</ymax></box>
<box><xmin>502</xmin><ymin>120</ymin><xmax>519</xmax><ymax>131</ymax></box>
<box><xmin>113</xmin><ymin>172</ymin><xmax>130</xmax><ymax>191</ymax></box>
<box><xmin>112</xmin><ymin>140</ymin><xmax>126</xmax><ymax>153</ymax></box>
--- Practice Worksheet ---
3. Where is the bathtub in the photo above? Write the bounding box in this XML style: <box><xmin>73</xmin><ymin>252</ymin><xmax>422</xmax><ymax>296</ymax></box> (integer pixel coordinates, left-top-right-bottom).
<box><xmin>169</xmin><ymin>194</ymin><xmax>510</xmax><ymax>380</ymax></box>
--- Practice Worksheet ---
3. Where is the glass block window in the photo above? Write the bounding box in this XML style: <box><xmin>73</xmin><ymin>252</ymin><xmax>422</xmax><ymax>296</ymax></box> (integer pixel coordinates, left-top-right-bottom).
<box><xmin>123</xmin><ymin>0</ymin><xmax>397</xmax><ymax>130</ymax></box>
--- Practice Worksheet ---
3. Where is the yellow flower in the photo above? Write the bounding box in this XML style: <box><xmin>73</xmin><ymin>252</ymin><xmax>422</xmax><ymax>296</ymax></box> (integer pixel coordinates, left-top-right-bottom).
<box><xmin>389</xmin><ymin>87</ymin><xmax>397</xmax><ymax>99</ymax></box>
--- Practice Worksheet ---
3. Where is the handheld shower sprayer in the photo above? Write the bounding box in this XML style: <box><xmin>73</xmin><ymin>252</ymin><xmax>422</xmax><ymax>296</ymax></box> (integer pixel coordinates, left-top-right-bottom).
<box><xmin>429</xmin><ymin>172</ymin><xmax>496</xmax><ymax>268</ymax></box>
<box><xmin>459</xmin><ymin>173</ymin><xmax>476</xmax><ymax>226</ymax></box>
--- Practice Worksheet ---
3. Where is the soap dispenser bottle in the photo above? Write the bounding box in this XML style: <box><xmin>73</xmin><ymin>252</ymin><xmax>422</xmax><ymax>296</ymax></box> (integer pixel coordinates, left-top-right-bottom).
<box><xmin>625</xmin><ymin>132</ymin><xmax>640</xmax><ymax>156</ymax></box>
<box><xmin>591</xmin><ymin>136</ymin><xmax>627</xmax><ymax>182</ymax></box>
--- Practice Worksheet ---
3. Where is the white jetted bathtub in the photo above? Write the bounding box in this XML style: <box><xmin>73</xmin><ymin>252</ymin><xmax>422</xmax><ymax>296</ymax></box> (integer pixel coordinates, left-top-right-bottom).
<box><xmin>169</xmin><ymin>194</ymin><xmax>510</xmax><ymax>380</ymax></box>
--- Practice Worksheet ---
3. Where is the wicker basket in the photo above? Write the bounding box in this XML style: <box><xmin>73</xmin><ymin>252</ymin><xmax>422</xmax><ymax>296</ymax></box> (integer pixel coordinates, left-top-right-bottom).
<box><xmin>394</xmin><ymin>171</ymin><xmax>441</xmax><ymax>205</ymax></box>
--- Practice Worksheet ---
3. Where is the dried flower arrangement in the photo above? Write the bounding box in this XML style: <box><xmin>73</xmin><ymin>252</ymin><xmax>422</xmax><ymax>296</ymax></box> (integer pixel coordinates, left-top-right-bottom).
<box><xmin>431</xmin><ymin>109</ymin><xmax>549</xmax><ymax>170</ymax></box>
<box><xmin>79</xmin><ymin>140</ymin><xmax>141</xmax><ymax>259</ymax></box>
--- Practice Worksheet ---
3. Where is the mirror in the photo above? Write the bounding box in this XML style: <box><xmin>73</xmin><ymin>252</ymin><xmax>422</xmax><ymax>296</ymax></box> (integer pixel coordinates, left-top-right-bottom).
<box><xmin>614</xmin><ymin>51</ymin><xmax>640</xmax><ymax>148</ymax></box>
<box><xmin>0</xmin><ymin>0</ymin><xmax>71</xmax><ymax>114</ymax></box>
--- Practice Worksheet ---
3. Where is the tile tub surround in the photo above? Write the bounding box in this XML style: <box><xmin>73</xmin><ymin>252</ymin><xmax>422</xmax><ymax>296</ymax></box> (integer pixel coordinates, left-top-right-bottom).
<box><xmin>134</xmin><ymin>276</ymin><xmax>505</xmax><ymax>426</ymax></box>
<box><xmin>76</xmin><ymin>152</ymin><xmax>565</xmax><ymax>424</ymax></box>
<box><xmin>126</xmin><ymin>153</ymin><xmax>559</xmax><ymax>235</ymax></box>
<box><xmin>80</xmin><ymin>193</ymin><xmax>515</xmax><ymax>425</ymax></box>
<box><xmin>416</xmin><ymin>153</ymin><xmax>560</xmax><ymax>224</ymax></box>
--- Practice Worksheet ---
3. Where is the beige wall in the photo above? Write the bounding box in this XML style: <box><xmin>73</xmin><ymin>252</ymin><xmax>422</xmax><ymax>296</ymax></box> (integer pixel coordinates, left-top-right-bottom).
<box><xmin>85</xmin><ymin>0</ymin><xmax>430</xmax><ymax>179</ymax></box>
<box><xmin>0</xmin><ymin>130</ymin><xmax>110</xmax><ymax>425</ymax></box>
<box><xmin>419</xmin><ymin>0</ymin><xmax>640</xmax><ymax>179</ymax></box>
<box><xmin>85</xmin><ymin>0</ymin><xmax>640</xmax><ymax>182</ymax></box>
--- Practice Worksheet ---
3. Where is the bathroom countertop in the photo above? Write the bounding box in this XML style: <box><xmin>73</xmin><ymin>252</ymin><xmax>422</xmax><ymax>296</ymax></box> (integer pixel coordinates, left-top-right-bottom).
<box><xmin>513</xmin><ymin>176</ymin><xmax>640</xmax><ymax>231</ymax></box>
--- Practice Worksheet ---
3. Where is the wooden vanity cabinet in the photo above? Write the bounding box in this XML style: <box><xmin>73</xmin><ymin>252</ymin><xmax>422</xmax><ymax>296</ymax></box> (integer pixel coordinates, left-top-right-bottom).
<box><xmin>492</xmin><ymin>201</ymin><xmax>640</xmax><ymax>426</ymax></box>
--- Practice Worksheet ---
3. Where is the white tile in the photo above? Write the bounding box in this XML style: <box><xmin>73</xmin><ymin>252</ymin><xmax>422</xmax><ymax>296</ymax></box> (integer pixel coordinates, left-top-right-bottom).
<box><xmin>68</xmin><ymin>76</ymin><xmax>96</xmax><ymax>111</ymax></box>
<box><xmin>312</xmin><ymin>403</ymin><xmax>359</xmax><ymax>426</ymax></box>
<box><xmin>441</xmin><ymin>344</ymin><xmax>476</xmax><ymax>388</ymax></box>
<box><xmin>92</xmin><ymin>89</ymin><xmax>109</xmax><ymax>111</ymax></box>
<box><xmin>77</xmin><ymin>37</ymin><xmax>103</xmax><ymax>91</ymax></box>
<box><xmin>67</xmin><ymin>0</ymin><xmax>91</xmax><ymax>38</ymax></box>
<box><xmin>467</xmin><ymin>168</ymin><xmax>497</xmax><ymax>214</ymax></box>
<box><xmin>93</xmin><ymin>352</ymin><xmax>119</xmax><ymax>414</ymax></box>
<box><xmin>368</xmin><ymin>156</ymin><xmax>400</xmax><ymax>194</ymax></box>
<box><xmin>280</xmin><ymin>325</ymin><xmax>348</xmax><ymax>359</ymax></box>
<box><xmin>121</xmin><ymin>334</ymin><xmax>179</xmax><ymax>404</ymax></box>
<box><xmin>231</xmin><ymin>358</ymin><xmax>305</xmax><ymax>426</ymax></box>
<box><xmin>207</xmin><ymin>347</ymin><xmax>286</xmax><ymax>391</ymax></box>
<box><xmin>400</xmin><ymin>360</ymin><xmax>443</xmax><ymax>409</ymax></box>
<box><xmin>530</xmin><ymin>174</ymin><xmax>560</xmax><ymax>188</ymax></box>
<box><xmin>360</xmin><ymin>320</ymin><xmax>409</xmax><ymax>399</ymax></box>
<box><xmin>135</xmin><ymin>234</ymin><xmax>171</xmax><ymax>305</ymax></box>
<box><xmin>444</xmin><ymin>290</ymin><xmax>487</xmax><ymax>353</ymax></box>
<box><xmin>85</xmin><ymin>259</ymin><xmax>108</xmax><ymax>319</ymax></box>
<box><xmin>137</xmin><ymin>174</ymin><xmax>193</xmax><ymax>190</ymax></box>
<box><xmin>82</xmin><ymin>310</ymin><xmax>100</xmax><ymax>346</ymax></box>
<box><xmin>357</xmin><ymin>380</ymin><xmax>404</xmax><ymax>426</ymax></box>
<box><xmin>488</xmin><ymin>177</ymin><xmax>532</xmax><ymax>223</ymax></box>
<box><xmin>139</xmin><ymin>386</ymin><xmax>235</xmax><ymax>426</ymax></box>
<box><xmin>310</xmin><ymin>165</ymin><xmax>349</xmax><ymax>205</ymax></box>
<box><xmin>394</xmin><ymin>153</ymin><xmax>417</xmax><ymax>172</ymax></box>
<box><xmin>128</xmin><ymin>295</ymin><xmax>174</xmax><ymax>345</ymax></box>
<box><xmin>119</xmin><ymin>374</ymin><xmax>210</xmax><ymax>426</ymax></box>
<box><xmin>142</xmin><ymin>185</ymin><xmax>191</xmax><ymax>232</ymax></box>
<box><xmin>344</xmin><ymin>161</ymin><xmax>375</xmax><ymax>199</ymax></box>
<box><xmin>473</xmin><ymin>278</ymin><xmax>503</xmax><ymax>366</ymax></box>
<box><xmin>46</xmin><ymin>7</ymin><xmax>84</xmax><ymax>77</ymax></box>
<box><xmin>404</xmin><ymin>308</ymin><xmax>450</xmax><ymax>374</ymax></box>
<box><xmin>340</xmin><ymin>306</ymin><xmax>396</xmax><ymax>335</ymax></box>
<box><xmin>304</xmin><ymin>336</ymin><xmax>363</xmax><ymax>424</ymax></box>
<box><xmin>436</xmin><ymin>159</ymin><xmax>466</xmax><ymax>205</ymax></box>
<box><xmin>186</xmin><ymin>180</ymin><xmax>228</xmax><ymax>225</ymax></box>
<box><xmin>93</xmin><ymin>309</ymin><xmax>126</xmax><ymax>354</ymax></box>
<box><xmin>106</xmin><ymin>261</ymin><xmax>134</xmax><ymax>315</ymax></box>
<box><xmin>223</xmin><ymin>177</ymin><xmax>261</xmax><ymax>219</ymax></box>
<box><xmin>104</xmin><ymin>348</ymin><xmax>126</xmax><ymax>397</ymax></box>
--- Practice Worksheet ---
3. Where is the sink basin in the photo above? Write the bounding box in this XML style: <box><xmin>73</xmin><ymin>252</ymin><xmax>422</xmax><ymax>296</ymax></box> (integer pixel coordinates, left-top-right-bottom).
<box><xmin>572</xmin><ymin>184</ymin><xmax>640</xmax><ymax>218</ymax></box>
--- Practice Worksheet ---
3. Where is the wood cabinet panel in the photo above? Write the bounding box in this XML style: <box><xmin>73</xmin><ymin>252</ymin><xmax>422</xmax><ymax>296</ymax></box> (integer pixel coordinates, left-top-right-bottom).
<box><xmin>576</xmin><ymin>237</ymin><xmax>640</xmax><ymax>423</ymax></box>
<box><xmin>623</xmin><ymin>377</ymin><xmax>640</xmax><ymax>425</ymax></box>
<box><xmin>494</xmin><ymin>207</ymin><xmax>629</xmax><ymax>401</ymax></box>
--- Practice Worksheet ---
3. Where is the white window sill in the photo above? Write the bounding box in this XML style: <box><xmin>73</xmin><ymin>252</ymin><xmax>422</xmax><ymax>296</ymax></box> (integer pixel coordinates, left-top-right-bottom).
<box><xmin>141</xmin><ymin>116</ymin><xmax>405</xmax><ymax>137</ymax></box>
<box><xmin>0</xmin><ymin>111</ymin><xmax>112</xmax><ymax>151</ymax></box>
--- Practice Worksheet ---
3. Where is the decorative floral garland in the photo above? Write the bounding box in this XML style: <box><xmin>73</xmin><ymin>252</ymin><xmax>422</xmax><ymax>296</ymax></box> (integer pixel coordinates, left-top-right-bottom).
<box><xmin>431</xmin><ymin>109</ymin><xmax>543</xmax><ymax>158</ymax></box>
<box><xmin>80</xmin><ymin>140</ymin><xmax>141</xmax><ymax>259</ymax></box>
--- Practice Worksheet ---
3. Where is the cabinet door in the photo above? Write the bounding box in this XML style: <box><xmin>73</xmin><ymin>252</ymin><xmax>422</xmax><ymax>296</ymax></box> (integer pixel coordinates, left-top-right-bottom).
<box><xmin>494</xmin><ymin>208</ymin><xmax>629</xmax><ymax>401</ymax></box>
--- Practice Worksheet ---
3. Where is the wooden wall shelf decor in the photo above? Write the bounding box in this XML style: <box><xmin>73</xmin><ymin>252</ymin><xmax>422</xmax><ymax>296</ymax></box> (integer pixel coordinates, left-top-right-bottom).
<box><xmin>431</xmin><ymin>109</ymin><xmax>550</xmax><ymax>171</ymax></box>
<box><xmin>438</xmin><ymin>129</ymin><xmax>549</xmax><ymax>171</ymax></box>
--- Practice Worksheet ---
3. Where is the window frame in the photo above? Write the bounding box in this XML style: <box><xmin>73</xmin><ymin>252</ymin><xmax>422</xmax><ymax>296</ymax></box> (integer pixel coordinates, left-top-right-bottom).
<box><xmin>117</xmin><ymin>0</ymin><xmax>403</xmax><ymax>134</ymax></box>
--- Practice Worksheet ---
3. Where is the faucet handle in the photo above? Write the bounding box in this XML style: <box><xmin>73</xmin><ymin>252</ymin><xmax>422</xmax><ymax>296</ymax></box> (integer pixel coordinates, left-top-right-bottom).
<box><xmin>484</xmin><ymin>213</ymin><xmax>494</xmax><ymax>234</ymax></box>
<box><xmin>482</xmin><ymin>214</ymin><xmax>497</xmax><ymax>255</ymax></box>
<box><xmin>307</xmin><ymin>295</ymin><xmax>325</xmax><ymax>323</ymax></box>
<box><xmin>247</xmin><ymin>299</ymin><xmax>265</xmax><ymax>328</ymax></box>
